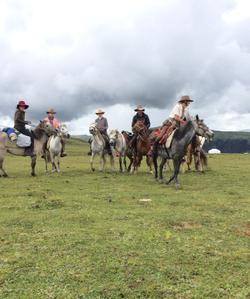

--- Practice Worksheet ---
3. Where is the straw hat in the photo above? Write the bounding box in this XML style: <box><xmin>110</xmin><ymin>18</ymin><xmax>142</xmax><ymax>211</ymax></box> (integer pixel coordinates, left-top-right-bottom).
<box><xmin>47</xmin><ymin>108</ymin><xmax>56</xmax><ymax>114</ymax></box>
<box><xmin>95</xmin><ymin>108</ymin><xmax>105</xmax><ymax>114</ymax></box>
<box><xmin>134</xmin><ymin>105</ymin><xmax>145</xmax><ymax>112</ymax></box>
<box><xmin>178</xmin><ymin>95</ymin><xmax>194</xmax><ymax>103</ymax></box>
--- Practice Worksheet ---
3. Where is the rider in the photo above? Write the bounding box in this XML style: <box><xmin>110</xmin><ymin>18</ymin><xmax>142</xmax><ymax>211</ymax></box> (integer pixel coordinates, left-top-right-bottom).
<box><xmin>155</xmin><ymin>95</ymin><xmax>193</xmax><ymax>143</ymax></box>
<box><xmin>14</xmin><ymin>100</ymin><xmax>34</xmax><ymax>155</ymax></box>
<box><xmin>93</xmin><ymin>108</ymin><xmax>111</xmax><ymax>153</ymax></box>
<box><xmin>43</xmin><ymin>108</ymin><xmax>67</xmax><ymax>157</ymax></box>
<box><xmin>130</xmin><ymin>105</ymin><xmax>151</xmax><ymax>149</ymax></box>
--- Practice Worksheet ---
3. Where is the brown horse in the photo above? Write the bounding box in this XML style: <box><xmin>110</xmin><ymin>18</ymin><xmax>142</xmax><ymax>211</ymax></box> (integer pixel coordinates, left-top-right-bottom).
<box><xmin>0</xmin><ymin>121</ymin><xmax>56</xmax><ymax>177</ymax></box>
<box><xmin>130</xmin><ymin>121</ymin><xmax>152</xmax><ymax>173</ymax></box>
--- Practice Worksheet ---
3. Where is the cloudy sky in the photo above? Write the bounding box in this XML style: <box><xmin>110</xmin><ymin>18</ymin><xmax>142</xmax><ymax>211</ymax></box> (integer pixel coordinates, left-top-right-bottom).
<box><xmin>0</xmin><ymin>0</ymin><xmax>250</xmax><ymax>133</ymax></box>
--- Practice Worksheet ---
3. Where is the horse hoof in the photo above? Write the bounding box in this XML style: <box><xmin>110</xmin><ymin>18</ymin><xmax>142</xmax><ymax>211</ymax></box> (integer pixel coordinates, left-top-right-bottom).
<box><xmin>3</xmin><ymin>174</ymin><xmax>8</xmax><ymax>178</ymax></box>
<box><xmin>31</xmin><ymin>173</ymin><xmax>36</xmax><ymax>177</ymax></box>
<box><xmin>158</xmin><ymin>179</ymin><xmax>164</xmax><ymax>184</ymax></box>
<box><xmin>175</xmin><ymin>184</ymin><xmax>181</xmax><ymax>190</ymax></box>
<box><xmin>91</xmin><ymin>168</ymin><xmax>95</xmax><ymax>172</ymax></box>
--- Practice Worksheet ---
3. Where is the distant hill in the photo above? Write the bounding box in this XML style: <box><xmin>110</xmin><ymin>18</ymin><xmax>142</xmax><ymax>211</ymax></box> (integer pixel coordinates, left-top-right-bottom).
<box><xmin>205</xmin><ymin>130</ymin><xmax>250</xmax><ymax>153</ymax></box>
<box><xmin>72</xmin><ymin>135</ymin><xmax>90</xmax><ymax>142</ymax></box>
<box><xmin>71</xmin><ymin>131</ymin><xmax>250</xmax><ymax>153</ymax></box>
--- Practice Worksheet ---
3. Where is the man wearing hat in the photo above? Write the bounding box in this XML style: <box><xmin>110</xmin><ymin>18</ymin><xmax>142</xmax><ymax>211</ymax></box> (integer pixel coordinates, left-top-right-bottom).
<box><xmin>44</xmin><ymin>108</ymin><xmax>59</xmax><ymax>129</ymax></box>
<box><xmin>155</xmin><ymin>95</ymin><xmax>193</xmax><ymax>143</ymax></box>
<box><xmin>88</xmin><ymin>108</ymin><xmax>110</xmax><ymax>154</ymax></box>
<box><xmin>132</xmin><ymin>105</ymin><xmax>150</xmax><ymax>129</ymax></box>
<box><xmin>130</xmin><ymin>105</ymin><xmax>151</xmax><ymax>149</ymax></box>
<box><xmin>95</xmin><ymin>108</ymin><xmax>108</xmax><ymax>135</ymax></box>
<box><xmin>43</xmin><ymin>108</ymin><xmax>67</xmax><ymax>157</ymax></box>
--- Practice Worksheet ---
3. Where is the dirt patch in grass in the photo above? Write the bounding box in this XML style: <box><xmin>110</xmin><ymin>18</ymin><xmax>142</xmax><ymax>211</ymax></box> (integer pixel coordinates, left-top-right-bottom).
<box><xmin>238</xmin><ymin>221</ymin><xmax>250</xmax><ymax>237</ymax></box>
<box><xmin>173</xmin><ymin>221</ymin><xmax>202</xmax><ymax>230</ymax></box>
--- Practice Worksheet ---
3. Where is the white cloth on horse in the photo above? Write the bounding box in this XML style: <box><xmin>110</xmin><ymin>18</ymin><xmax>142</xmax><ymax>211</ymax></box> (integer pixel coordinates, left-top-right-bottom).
<box><xmin>16</xmin><ymin>134</ymin><xmax>31</xmax><ymax>147</ymax></box>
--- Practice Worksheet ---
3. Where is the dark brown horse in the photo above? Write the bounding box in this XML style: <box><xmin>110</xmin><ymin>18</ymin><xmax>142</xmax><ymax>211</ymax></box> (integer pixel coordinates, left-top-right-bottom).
<box><xmin>130</xmin><ymin>121</ymin><xmax>152</xmax><ymax>174</ymax></box>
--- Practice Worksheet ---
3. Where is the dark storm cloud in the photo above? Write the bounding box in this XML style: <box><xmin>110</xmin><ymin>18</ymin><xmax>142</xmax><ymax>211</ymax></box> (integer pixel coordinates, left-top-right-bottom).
<box><xmin>1</xmin><ymin>0</ymin><xmax>250</xmax><ymax>123</ymax></box>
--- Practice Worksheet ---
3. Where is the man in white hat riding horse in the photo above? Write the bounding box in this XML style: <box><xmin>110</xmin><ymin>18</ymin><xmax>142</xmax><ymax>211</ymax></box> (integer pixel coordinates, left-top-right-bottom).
<box><xmin>88</xmin><ymin>108</ymin><xmax>111</xmax><ymax>155</ymax></box>
<box><xmin>154</xmin><ymin>95</ymin><xmax>193</xmax><ymax>143</ymax></box>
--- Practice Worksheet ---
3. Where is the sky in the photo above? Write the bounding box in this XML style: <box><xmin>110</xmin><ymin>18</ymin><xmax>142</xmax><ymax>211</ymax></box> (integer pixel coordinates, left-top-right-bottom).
<box><xmin>0</xmin><ymin>0</ymin><xmax>250</xmax><ymax>133</ymax></box>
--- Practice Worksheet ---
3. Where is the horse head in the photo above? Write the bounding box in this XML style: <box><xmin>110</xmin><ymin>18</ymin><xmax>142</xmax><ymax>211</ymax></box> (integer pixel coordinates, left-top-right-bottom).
<box><xmin>193</xmin><ymin>115</ymin><xmax>214</xmax><ymax>140</ymax></box>
<box><xmin>133</xmin><ymin>121</ymin><xmax>147</xmax><ymax>135</ymax></box>
<box><xmin>108</xmin><ymin>129</ymin><xmax>119</xmax><ymax>147</ymax></box>
<box><xmin>89</xmin><ymin>123</ymin><xmax>99</xmax><ymax>136</ymax></box>
<box><xmin>37</xmin><ymin>120</ymin><xmax>57</xmax><ymax>136</ymax></box>
<box><xmin>58</xmin><ymin>123</ymin><xmax>70</xmax><ymax>139</ymax></box>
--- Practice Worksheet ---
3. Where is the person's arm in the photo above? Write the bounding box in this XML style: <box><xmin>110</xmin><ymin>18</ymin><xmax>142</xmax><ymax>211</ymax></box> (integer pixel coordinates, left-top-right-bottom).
<box><xmin>15</xmin><ymin>111</ymin><xmax>29</xmax><ymax>125</ymax></box>
<box><xmin>174</xmin><ymin>114</ymin><xmax>186</xmax><ymax>125</ymax></box>
<box><xmin>145</xmin><ymin>115</ymin><xmax>150</xmax><ymax>129</ymax></box>
<box><xmin>104</xmin><ymin>118</ymin><xmax>108</xmax><ymax>130</ymax></box>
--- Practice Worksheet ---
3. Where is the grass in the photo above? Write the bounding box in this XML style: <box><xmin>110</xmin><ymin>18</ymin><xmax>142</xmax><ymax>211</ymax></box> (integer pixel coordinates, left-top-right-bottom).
<box><xmin>0</xmin><ymin>139</ymin><xmax>249</xmax><ymax>298</ymax></box>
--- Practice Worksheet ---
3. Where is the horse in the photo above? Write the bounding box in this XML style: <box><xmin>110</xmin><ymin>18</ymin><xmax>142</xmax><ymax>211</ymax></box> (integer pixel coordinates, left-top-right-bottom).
<box><xmin>0</xmin><ymin>120</ymin><xmax>56</xmax><ymax>177</ymax></box>
<box><xmin>120</xmin><ymin>131</ymin><xmax>134</xmax><ymax>172</ymax></box>
<box><xmin>89</xmin><ymin>123</ymin><xmax>114</xmax><ymax>172</ymax></box>
<box><xmin>130</xmin><ymin>121</ymin><xmax>152</xmax><ymax>174</ymax></box>
<box><xmin>108</xmin><ymin>129</ymin><xmax>127</xmax><ymax>172</ymax></box>
<box><xmin>153</xmin><ymin>115</ymin><xmax>214</xmax><ymax>189</ymax></box>
<box><xmin>185</xmin><ymin>136</ymin><xmax>208</xmax><ymax>172</ymax></box>
<box><xmin>44</xmin><ymin>124</ymin><xmax>70</xmax><ymax>173</ymax></box>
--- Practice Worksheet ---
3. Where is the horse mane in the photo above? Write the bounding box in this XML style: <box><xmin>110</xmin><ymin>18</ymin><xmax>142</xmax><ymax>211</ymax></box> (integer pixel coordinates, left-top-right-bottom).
<box><xmin>174</xmin><ymin>121</ymin><xmax>193</xmax><ymax>140</ymax></box>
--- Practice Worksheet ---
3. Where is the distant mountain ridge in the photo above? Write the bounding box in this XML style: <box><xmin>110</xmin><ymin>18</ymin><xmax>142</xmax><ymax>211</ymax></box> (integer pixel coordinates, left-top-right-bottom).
<box><xmin>72</xmin><ymin>130</ymin><xmax>250</xmax><ymax>153</ymax></box>
<box><xmin>205</xmin><ymin>130</ymin><xmax>250</xmax><ymax>153</ymax></box>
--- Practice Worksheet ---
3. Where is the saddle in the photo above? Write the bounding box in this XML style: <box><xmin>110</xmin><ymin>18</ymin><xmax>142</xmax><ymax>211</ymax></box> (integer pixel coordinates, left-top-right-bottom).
<box><xmin>154</xmin><ymin>125</ymin><xmax>176</xmax><ymax>148</ymax></box>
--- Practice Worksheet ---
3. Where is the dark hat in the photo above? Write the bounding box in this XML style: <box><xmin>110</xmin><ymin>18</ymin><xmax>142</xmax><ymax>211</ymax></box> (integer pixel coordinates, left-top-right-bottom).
<box><xmin>178</xmin><ymin>95</ymin><xmax>194</xmax><ymax>103</ymax></box>
<box><xmin>17</xmin><ymin>100</ymin><xmax>29</xmax><ymax>109</ymax></box>
<box><xmin>134</xmin><ymin>105</ymin><xmax>145</xmax><ymax>112</ymax></box>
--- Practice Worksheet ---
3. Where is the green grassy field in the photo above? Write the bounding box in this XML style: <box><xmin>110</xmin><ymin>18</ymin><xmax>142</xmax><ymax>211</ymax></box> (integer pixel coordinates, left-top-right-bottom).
<box><xmin>0</xmin><ymin>139</ymin><xmax>249</xmax><ymax>299</ymax></box>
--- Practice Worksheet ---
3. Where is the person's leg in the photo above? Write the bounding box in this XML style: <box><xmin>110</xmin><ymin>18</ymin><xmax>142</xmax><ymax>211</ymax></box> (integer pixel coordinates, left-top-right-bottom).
<box><xmin>60</xmin><ymin>139</ymin><xmax>67</xmax><ymax>157</ymax></box>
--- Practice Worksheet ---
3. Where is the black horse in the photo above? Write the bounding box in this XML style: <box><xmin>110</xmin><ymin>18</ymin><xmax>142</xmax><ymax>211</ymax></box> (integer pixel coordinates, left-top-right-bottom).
<box><xmin>153</xmin><ymin>115</ymin><xmax>214</xmax><ymax>189</ymax></box>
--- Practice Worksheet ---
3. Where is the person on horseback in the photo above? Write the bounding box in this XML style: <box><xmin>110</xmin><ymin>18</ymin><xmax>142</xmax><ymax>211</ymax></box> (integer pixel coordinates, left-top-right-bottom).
<box><xmin>94</xmin><ymin>108</ymin><xmax>111</xmax><ymax>154</ymax></box>
<box><xmin>43</xmin><ymin>108</ymin><xmax>67</xmax><ymax>157</ymax></box>
<box><xmin>130</xmin><ymin>105</ymin><xmax>151</xmax><ymax>150</ymax></box>
<box><xmin>14</xmin><ymin>100</ymin><xmax>34</xmax><ymax>155</ymax></box>
<box><xmin>155</xmin><ymin>95</ymin><xmax>193</xmax><ymax>143</ymax></box>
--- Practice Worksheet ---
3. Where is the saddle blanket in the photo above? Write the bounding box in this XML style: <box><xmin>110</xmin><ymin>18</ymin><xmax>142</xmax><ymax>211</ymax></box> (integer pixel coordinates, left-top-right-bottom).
<box><xmin>154</xmin><ymin>126</ymin><xmax>173</xmax><ymax>145</ymax></box>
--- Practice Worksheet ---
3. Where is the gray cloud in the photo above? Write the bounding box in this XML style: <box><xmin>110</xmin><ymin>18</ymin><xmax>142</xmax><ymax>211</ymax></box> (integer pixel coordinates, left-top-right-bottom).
<box><xmin>1</xmin><ymin>0</ymin><xmax>250</xmax><ymax>127</ymax></box>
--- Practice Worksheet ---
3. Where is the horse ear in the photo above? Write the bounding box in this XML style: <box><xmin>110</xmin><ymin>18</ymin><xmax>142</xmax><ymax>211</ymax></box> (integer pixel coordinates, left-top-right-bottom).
<box><xmin>195</xmin><ymin>115</ymin><xmax>199</xmax><ymax>121</ymax></box>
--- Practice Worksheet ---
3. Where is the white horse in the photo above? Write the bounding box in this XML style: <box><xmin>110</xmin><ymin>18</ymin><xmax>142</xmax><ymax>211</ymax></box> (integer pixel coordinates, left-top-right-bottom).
<box><xmin>89</xmin><ymin>123</ymin><xmax>114</xmax><ymax>172</ymax></box>
<box><xmin>108</xmin><ymin>129</ymin><xmax>127</xmax><ymax>172</ymax></box>
<box><xmin>45</xmin><ymin>124</ymin><xmax>70</xmax><ymax>173</ymax></box>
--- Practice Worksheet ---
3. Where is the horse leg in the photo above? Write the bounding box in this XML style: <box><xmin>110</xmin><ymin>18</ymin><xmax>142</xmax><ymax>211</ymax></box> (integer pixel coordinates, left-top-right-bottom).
<box><xmin>99</xmin><ymin>152</ymin><xmax>105</xmax><ymax>172</ymax></box>
<box><xmin>159</xmin><ymin>157</ymin><xmax>167</xmax><ymax>182</ymax></box>
<box><xmin>152</xmin><ymin>152</ymin><xmax>158</xmax><ymax>180</ymax></box>
<box><xmin>166</xmin><ymin>158</ymin><xmax>181</xmax><ymax>189</ymax></box>
<box><xmin>31</xmin><ymin>155</ymin><xmax>37</xmax><ymax>177</ymax></box>
<box><xmin>90</xmin><ymin>152</ymin><xmax>96</xmax><ymax>171</ymax></box>
<box><xmin>146</xmin><ymin>155</ymin><xmax>153</xmax><ymax>174</ymax></box>
<box><xmin>57</xmin><ymin>156</ymin><xmax>60</xmax><ymax>173</ymax></box>
<box><xmin>50</xmin><ymin>152</ymin><xmax>56</xmax><ymax>173</ymax></box>
<box><xmin>119</xmin><ymin>156</ymin><xmax>122</xmax><ymax>172</ymax></box>
<box><xmin>110</xmin><ymin>154</ymin><xmax>115</xmax><ymax>171</ymax></box>
<box><xmin>0</xmin><ymin>158</ymin><xmax>8</xmax><ymax>177</ymax></box>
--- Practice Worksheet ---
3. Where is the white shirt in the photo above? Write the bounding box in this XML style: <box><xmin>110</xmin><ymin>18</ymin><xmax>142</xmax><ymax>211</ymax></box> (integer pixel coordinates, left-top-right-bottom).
<box><xmin>169</xmin><ymin>103</ymin><xmax>191</xmax><ymax>120</ymax></box>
